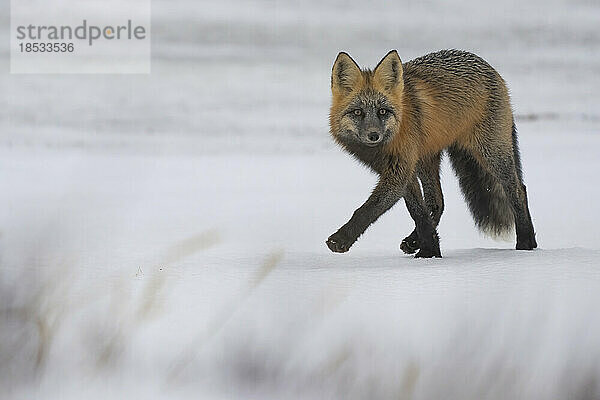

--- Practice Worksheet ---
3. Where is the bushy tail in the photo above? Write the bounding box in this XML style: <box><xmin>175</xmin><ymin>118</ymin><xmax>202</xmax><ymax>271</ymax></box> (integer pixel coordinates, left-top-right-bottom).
<box><xmin>447</xmin><ymin>143</ymin><xmax>515</xmax><ymax>238</ymax></box>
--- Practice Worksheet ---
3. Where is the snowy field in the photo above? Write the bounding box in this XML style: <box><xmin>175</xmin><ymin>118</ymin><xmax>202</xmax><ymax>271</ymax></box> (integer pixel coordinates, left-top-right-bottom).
<box><xmin>2</xmin><ymin>0</ymin><xmax>600</xmax><ymax>399</ymax></box>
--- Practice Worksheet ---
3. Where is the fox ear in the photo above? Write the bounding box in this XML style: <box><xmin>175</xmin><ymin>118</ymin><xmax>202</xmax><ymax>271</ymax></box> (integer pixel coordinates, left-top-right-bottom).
<box><xmin>373</xmin><ymin>50</ymin><xmax>403</xmax><ymax>91</ymax></box>
<box><xmin>331</xmin><ymin>52</ymin><xmax>361</xmax><ymax>95</ymax></box>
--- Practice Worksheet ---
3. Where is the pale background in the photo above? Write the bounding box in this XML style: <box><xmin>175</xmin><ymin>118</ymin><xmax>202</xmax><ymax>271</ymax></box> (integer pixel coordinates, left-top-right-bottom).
<box><xmin>1</xmin><ymin>1</ymin><xmax>600</xmax><ymax>399</ymax></box>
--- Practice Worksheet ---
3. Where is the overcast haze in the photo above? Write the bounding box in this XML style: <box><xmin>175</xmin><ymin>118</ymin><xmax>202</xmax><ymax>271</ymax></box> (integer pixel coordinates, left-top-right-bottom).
<box><xmin>1</xmin><ymin>0</ymin><xmax>600</xmax><ymax>399</ymax></box>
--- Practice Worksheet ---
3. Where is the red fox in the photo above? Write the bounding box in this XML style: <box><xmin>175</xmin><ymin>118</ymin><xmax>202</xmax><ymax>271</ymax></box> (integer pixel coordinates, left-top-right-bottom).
<box><xmin>326</xmin><ymin>49</ymin><xmax>537</xmax><ymax>258</ymax></box>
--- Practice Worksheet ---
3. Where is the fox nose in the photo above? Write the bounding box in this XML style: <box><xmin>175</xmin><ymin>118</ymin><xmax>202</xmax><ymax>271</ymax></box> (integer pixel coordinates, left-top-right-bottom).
<box><xmin>367</xmin><ymin>132</ymin><xmax>381</xmax><ymax>142</ymax></box>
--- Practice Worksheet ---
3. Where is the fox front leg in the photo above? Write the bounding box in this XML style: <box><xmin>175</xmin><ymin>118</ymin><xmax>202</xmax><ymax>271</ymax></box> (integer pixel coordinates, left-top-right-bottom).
<box><xmin>326</xmin><ymin>174</ymin><xmax>405</xmax><ymax>253</ymax></box>
<box><xmin>402</xmin><ymin>176</ymin><xmax>442</xmax><ymax>258</ymax></box>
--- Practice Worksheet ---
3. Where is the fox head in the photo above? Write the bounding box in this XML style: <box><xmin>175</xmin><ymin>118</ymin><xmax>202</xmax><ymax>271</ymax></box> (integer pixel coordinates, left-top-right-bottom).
<box><xmin>329</xmin><ymin>50</ymin><xmax>404</xmax><ymax>149</ymax></box>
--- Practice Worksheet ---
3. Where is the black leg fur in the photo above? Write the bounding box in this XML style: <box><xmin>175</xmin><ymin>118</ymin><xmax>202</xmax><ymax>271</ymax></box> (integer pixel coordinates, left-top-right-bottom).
<box><xmin>401</xmin><ymin>153</ymin><xmax>444</xmax><ymax>254</ymax></box>
<box><xmin>403</xmin><ymin>177</ymin><xmax>441</xmax><ymax>258</ymax></box>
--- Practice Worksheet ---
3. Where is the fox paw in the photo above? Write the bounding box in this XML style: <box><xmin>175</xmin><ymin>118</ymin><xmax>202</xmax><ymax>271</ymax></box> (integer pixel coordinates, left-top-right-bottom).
<box><xmin>415</xmin><ymin>247</ymin><xmax>442</xmax><ymax>258</ymax></box>
<box><xmin>413</xmin><ymin>231</ymin><xmax>441</xmax><ymax>258</ymax></box>
<box><xmin>400</xmin><ymin>231</ymin><xmax>420</xmax><ymax>254</ymax></box>
<box><xmin>326</xmin><ymin>231</ymin><xmax>355</xmax><ymax>253</ymax></box>
<box><xmin>516</xmin><ymin>235</ymin><xmax>538</xmax><ymax>250</ymax></box>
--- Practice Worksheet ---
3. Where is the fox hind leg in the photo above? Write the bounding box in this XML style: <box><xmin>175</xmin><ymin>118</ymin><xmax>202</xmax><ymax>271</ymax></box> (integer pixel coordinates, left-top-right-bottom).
<box><xmin>517</xmin><ymin>183</ymin><xmax>536</xmax><ymax>248</ymax></box>
<box><xmin>510</xmin><ymin>123</ymin><xmax>537</xmax><ymax>249</ymax></box>
<box><xmin>400</xmin><ymin>153</ymin><xmax>444</xmax><ymax>254</ymax></box>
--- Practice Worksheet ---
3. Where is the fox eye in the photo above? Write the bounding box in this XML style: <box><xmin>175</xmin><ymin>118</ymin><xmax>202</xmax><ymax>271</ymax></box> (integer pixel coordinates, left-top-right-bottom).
<box><xmin>353</xmin><ymin>109</ymin><xmax>363</xmax><ymax>116</ymax></box>
<box><xmin>378</xmin><ymin>108</ymin><xmax>387</xmax><ymax>115</ymax></box>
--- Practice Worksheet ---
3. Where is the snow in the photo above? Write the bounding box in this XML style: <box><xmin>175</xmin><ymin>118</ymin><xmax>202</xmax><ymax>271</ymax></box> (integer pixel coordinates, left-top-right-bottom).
<box><xmin>1</xmin><ymin>0</ymin><xmax>600</xmax><ymax>399</ymax></box>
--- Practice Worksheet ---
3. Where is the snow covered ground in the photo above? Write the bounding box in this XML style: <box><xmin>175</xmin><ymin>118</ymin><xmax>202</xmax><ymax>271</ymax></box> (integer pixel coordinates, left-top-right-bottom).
<box><xmin>2</xmin><ymin>0</ymin><xmax>600</xmax><ymax>399</ymax></box>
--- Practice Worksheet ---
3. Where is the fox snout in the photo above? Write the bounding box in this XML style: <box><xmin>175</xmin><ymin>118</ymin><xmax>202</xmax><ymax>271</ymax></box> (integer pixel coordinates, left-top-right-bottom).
<box><xmin>358</xmin><ymin>113</ymin><xmax>387</xmax><ymax>146</ymax></box>
<box><xmin>367</xmin><ymin>131</ymin><xmax>381</xmax><ymax>143</ymax></box>
<box><xmin>341</xmin><ymin>115</ymin><xmax>391</xmax><ymax>148</ymax></box>
<box><xmin>363</xmin><ymin>129</ymin><xmax>383</xmax><ymax>146</ymax></box>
